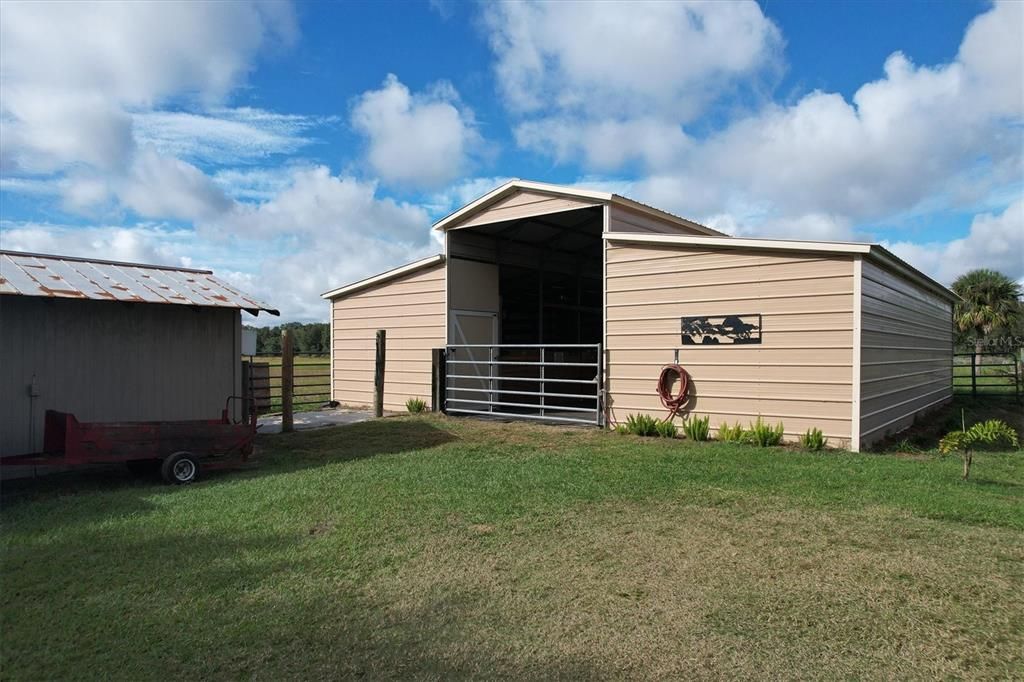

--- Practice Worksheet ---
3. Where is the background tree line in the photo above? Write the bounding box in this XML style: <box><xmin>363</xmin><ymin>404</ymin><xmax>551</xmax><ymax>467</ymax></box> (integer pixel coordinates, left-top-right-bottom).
<box><xmin>244</xmin><ymin>322</ymin><xmax>329</xmax><ymax>354</ymax></box>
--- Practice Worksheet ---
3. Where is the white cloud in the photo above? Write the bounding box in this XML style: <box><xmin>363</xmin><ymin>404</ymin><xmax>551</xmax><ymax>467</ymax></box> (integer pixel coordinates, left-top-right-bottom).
<box><xmin>484</xmin><ymin>0</ymin><xmax>781</xmax><ymax>119</ymax></box>
<box><xmin>885</xmin><ymin>199</ymin><xmax>1024</xmax><ymax>285</ymax></box>
<box><xmin>212</xmin><ymin>164</ymin><xmax>319</xmax><ymax>202</ymax></box>
<box><xmin>351</xmin><ymin>74</ymin><xmax>483</xmax><ymax>190</ymax></box>
<box><xmin>702</xmin><ymin>210</ymin><xmax>854</xmax><ymax>241</ymax></box>
<box><xmin>425</xmin><ymin>175</ymin><xmax>514</xmax><ymax>217</ymax></box>
<box><xmin>132</xmin><ymin>108</ymin><xmax>333</xmax><ymax>165</ymax></box>
<box><xmin>212</xmin><ymin>166</ymin><xmax>430</xmax><ymax>240</ymax></box>
<box><xmin>0</xmin><ymin>221</ymin><xmax>200</xmax><ymax>267</ymax></box>
<box><xmin>621</xmin><ymin>1</ymin><xmax>1024</xmax><ymax>241</ymax></box>
<box><xmin>197</xmin><ymin>167</ymin><xmax>436</xmax><ymax>320</ymax></box>
<box><xmin>0</xmin><ymin>1</ymin><xmax>295</xmax><ymax>107</ymax></box>
<box><xmin>1</xmin><ymin>170</ymin><xmax>439</xmax><ymax>322</ymax></box>
<box><xmin>515</xmin><ymin>118</ymin><xmax>692</xmax><ymax>172</ymax></box>
<box><xmin>485</xmin><ymin>1</ymin><xmax>1023</xmax><ymax>250</ymax></box>
<box><xmin>0</xmin><ymin>0</ymin><xmax>296</xmax><ymax>218</ymax></box>
<box><xmin>118</xmin><ymin>149</ymin><xmax>234</xmax><ymax>221</ymax></box>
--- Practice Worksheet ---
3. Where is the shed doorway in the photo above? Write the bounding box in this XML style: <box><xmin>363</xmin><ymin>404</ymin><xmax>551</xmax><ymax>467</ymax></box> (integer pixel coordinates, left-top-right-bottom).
<box><xmin>445</xmin><ymin>206</ymin><xmax>604</xmax><ymax>425</ymax></box>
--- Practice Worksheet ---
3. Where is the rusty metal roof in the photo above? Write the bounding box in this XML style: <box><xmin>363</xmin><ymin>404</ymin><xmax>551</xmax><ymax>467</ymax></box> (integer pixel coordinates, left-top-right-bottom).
<box><xmin>0</xmin><ymin>250</ymin><xmax>279</xmax><ymax>316</ymax></box>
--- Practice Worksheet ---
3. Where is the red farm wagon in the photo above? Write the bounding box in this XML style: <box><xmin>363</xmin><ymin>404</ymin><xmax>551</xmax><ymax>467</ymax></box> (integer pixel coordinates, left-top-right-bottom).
<box><xmin>1</xmin><ymin>397</ymin><xmax>257</xmax><ymax>484</ymax></box>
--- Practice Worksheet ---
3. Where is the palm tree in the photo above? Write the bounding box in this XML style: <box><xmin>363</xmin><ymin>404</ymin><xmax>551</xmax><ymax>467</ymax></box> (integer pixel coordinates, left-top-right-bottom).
<box><xmin>951</xmin><ymin>269</ymin><xmax>1023</xmax><ymax>355</ymax></box>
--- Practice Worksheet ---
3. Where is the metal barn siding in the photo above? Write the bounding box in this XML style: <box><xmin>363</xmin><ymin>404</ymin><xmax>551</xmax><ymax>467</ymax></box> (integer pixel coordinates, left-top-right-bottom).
<box><xmin>858</xmin><ymin>260</ymin><xmax>954</xmax><ymax>448</ymax></box>
<box><xmin>446</xmin><ymin>188</ymin><xmax>602</xmax><ymax>230</ymax></box>
<box><xmin>328</xmin><ymin>260</ymin><xmax>446</xmax><ymax>411</ymax></box>
<box><xmin>607</xmin><ymin>203</ymin><xmax>710</xmax><ymax>236</ymax></box>
<box><xmin>604</xmin><ymin>241</ymin><xmax>857</xmax><ymax>446</ymax></box>
<box><xmin>0</xmin><ymin>296</ymin><xmax>241</xmax><ymax>457</ymax></box>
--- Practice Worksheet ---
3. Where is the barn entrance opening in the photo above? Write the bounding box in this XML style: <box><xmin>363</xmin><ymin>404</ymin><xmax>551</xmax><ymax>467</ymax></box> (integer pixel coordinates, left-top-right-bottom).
<box><xmin>445</xmin><ymin>206</ymin><xmax>604</xmax><ymax>425</ymax></box>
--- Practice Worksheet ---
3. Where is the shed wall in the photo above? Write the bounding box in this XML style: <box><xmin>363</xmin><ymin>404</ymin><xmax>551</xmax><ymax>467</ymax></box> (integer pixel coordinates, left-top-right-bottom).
<box><xmin>0</xmin><ymin>296</ymin><xmax>241</xmax><ymax>457</ymax></box>
<box><xmin>330</xmin><ymin>262</ymin><xmax>445</xmax><ymax>411</ymax></box>
<box><xmin>605</xmin><ymin>242</ymin><xmax>856</xmax><ymax>445</ymax></box>
<box><xmin>859</xmin><ymin>260</ymin><xmax>953</xmax><ymax>447</ymax></box>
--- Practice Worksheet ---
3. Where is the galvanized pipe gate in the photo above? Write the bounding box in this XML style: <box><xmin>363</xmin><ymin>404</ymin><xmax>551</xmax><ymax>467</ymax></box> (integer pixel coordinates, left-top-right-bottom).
<box><xmin>444</xmin><ymin>343</ymin><xmax>603</xmax><ymax>426</ymax></box>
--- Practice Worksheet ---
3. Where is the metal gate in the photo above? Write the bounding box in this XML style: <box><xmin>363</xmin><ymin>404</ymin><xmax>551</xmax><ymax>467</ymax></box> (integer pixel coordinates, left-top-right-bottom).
<box><xmin>444</xmin><ymin>344</ymin><xmax>603</xmax><ymax>426</ymax></box>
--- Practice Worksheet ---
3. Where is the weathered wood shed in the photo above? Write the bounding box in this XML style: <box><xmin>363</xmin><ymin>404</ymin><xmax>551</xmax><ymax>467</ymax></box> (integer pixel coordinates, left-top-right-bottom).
<box><xmin>0</xmin><ymin>251</ymin><xmax>277</xmax><ymax>459</ymax></box>
<box><xmin>323</xmin><ymin>180</ymin><xmax>956</xmax><ymax>450</ymax></box>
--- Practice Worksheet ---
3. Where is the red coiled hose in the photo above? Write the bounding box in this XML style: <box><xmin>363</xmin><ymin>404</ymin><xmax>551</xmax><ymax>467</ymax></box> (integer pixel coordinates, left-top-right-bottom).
<box><xmin>657</xmin><ymin>364</ymin><xmax>690</xmax><ymax>421</ymax></box>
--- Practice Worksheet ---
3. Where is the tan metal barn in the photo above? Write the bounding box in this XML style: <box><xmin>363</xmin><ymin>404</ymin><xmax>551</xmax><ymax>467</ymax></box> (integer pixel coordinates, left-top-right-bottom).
<box><xmin>323</xmin><ymin>180</ymin><xmax>955</xmax><ymax>450</ymax></box>
<box><xmin>0</xmin><ymin>251</ymin><xmax>278</xmax><ymax>461</ymax></box>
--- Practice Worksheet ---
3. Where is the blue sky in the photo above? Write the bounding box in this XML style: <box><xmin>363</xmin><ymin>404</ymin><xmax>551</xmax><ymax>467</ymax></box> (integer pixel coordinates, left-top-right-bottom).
<box><xmin>1</xmin><ymin>0</ymin><xmax>1021</xmax><ymax>321</ymax></box>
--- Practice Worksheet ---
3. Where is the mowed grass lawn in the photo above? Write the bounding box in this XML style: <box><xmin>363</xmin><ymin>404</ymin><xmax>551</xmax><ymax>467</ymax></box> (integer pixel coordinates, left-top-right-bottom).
<box><xmin>2</xmin><ymin>405</ymin><xmax>1023</xmax><ymax>680</ymax></box>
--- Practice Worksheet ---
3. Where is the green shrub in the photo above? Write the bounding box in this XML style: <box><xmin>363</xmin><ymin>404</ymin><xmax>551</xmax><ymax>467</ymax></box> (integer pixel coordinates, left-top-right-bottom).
<box><xmin>718</xmin><ymin>421</ymin><xmax>745</xmax><ymax>442</ymax></box>
<box><xmin>800</xmin><ymin>427</ymin><xmax>826</xmax><ymax>451</ymax></box>
<box><xmin>623</xmin><ymin>413</ymin><xmax>660</xmax><ymax>437</ymax></box>
<box><xmin>745</xmin><ymin>417</ymin><xmax>784</xmax><ymax>447</ymax></box>
<box><xmin>939</xmin><ymin>416</ymin><xmax>1019</xmax><ymax>480</ymax></box>
<box><xmin>655</xmin><ymin>420</ymin><xmax>678</xmax><ymax>439</ymax></box>
<box><xmin>683</xmin><ymin>414</ymin><xmax>711</xmax><ymax>441</ymax></box>
<box><xmin>405</xmin><ymin>397</ymin><xmax>427</xmax><ymax>413</ymax></box>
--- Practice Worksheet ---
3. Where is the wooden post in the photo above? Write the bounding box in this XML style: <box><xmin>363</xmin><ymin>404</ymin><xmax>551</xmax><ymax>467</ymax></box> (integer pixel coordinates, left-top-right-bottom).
<box><xmin>971</xmin><ymin>352</ymin><xmax>977</xmax><ymax>397</ymax></box>
<box><xmin>431</xmin><ymin>348</ymin><xmax>446</xmax><ymax>412</ymax></box>
<box><xmin>374</xmin><ymin>329</ymin><xmax>386</xmax><ymax>418</ymax></box>
<box><xmin>241</xmin><ymin>360</ymin><xmax>252</xmax><ymax>422</ymax></box>
<box><xmin>281</xmin><ymin>329</ymin><xmax>294</xmax><ymax>432</ymax></box>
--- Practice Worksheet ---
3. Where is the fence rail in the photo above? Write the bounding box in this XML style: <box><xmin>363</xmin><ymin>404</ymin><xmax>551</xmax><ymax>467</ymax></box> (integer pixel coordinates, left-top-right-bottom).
<box><xmin>444</xmin><ymin>343</ymin><xmax>603</xmax><ymax>426</ymax></box>
<box><xmin>246</xmin><ymin>353</ymin><xmax>330</xmax><ymax>415</ymax></box>
<box><xmin>952</xmin><ymin>352</ymin><xmax>1021</xmax><ymax>400</ymax></box>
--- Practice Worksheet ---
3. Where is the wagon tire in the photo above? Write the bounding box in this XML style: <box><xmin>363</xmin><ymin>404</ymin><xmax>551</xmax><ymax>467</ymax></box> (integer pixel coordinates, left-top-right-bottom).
<box><xmin>161</xmin><ymin>452</ymin><xmax>200</xmax><ymax>485</ymax></box>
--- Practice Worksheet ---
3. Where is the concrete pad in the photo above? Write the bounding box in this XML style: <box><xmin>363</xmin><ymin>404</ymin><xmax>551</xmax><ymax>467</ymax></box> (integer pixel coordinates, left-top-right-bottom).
<box><xmin>258</xmin><ymin>408</ymin><xmax>372</xmax><ymax>434</ymax></box>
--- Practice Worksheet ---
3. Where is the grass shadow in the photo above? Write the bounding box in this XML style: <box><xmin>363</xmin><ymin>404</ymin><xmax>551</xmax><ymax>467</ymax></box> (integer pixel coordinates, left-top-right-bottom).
<box><xmin>1</xmin><ymin>419</ymin><xmax>456</xmax><ymax>527</ymax></box>
<box><xmin>2</xmin><ymin>519</ymin><xmax>610</xmax><ymax>681</ymax></box>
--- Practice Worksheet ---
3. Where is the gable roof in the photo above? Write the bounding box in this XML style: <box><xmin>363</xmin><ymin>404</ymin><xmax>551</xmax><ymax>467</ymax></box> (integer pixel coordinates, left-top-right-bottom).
<box><xmin>0</xmin><ymin>250</ymin><xmax>279</xmax><ymax>315</ymax></box>
<box><xmin>604</xmin><ymin>232</ymin><xmax>958</xmax><ymax>302</ymax></box>
<box><xmin>432</xmin><ymin>179</ymin><xmax>725</xmax><ymax>236</ymax></box>
<box><xmin>321</xmin><ymin>254</ymin><xmax>445</xmax><ymax>300</ymax></box>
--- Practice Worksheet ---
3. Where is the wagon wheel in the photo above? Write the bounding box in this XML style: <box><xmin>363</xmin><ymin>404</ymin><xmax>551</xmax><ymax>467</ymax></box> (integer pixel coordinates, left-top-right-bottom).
<box><xmin>161</xmin><ymin>451</ymin><xmax>200</xmax><ymax>485</ymax></box>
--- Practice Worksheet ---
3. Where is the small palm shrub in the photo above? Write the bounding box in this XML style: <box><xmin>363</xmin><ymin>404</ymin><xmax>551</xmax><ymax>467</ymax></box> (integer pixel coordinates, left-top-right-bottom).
<box><xmin>745</xmin><ymin>417</ymin><xmax>785</xmax><ymax>447</ymax></box>
<box><xmin>718</xmin><ymin>422</ymin><xmax>745</xmax><ymax>442</ymax></box>
<box><xmin>623</xmin><ymin>413</ymin><xmax>660</xmax><ymax>437</ymax></box>
<box><xmin>939</xmin><ymin>416</ymin><xmax>1019</xmax><ymax>480</ymax></box>
<box><xmin>800</xmin><ymin>427</ymin><xmax>826</xmax><ymax>451</ymax></box>
<box><xmin>655</xmin><ymin>419</ymin><xmax>678</xmax><ymax>439</ymax></box>
<box><xmin>405</xmin><ymin>397</ymin><xmax>427</xmax><ymax>413</ymax></box>
<box><xmin>683</xmin><ymin>415</ymin><xmax>710</xmax><ymax>441</ymax></box>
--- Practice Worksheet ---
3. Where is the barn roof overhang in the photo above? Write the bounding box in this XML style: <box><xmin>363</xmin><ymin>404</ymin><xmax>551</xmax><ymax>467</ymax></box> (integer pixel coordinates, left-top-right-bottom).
<box><xmin>432</xmin><ymin>179</ymin><xmax>724</xmax><ymax>236</ymax></box>
<box><xmin>0</xmin><ymin>250</ymin><xmax>280</xmax><ymax>316</ymax></box>
<box><xmin>604</xmin><ymin>232</ymin><xmax>958</xmax><ymax>303</ymax></box>
<box><xmin>321</xmin><ymin>254</ymin><xmax>445</xmax><ymax>300</ymax></box>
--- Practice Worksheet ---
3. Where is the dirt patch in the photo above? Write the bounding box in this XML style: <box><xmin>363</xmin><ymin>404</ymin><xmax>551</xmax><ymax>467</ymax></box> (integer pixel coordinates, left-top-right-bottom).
<box><xmin>308</xmin><ymin>520</ymin><xmax>335</xmax><ymax>536</ymax></box>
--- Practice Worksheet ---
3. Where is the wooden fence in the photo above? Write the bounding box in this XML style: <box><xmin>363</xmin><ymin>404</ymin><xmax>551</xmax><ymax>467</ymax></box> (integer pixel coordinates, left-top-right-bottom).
<box><xmin>246</xmin><ymin>353</ymin><xmax>331</xmax><ymax>415</ymax></box>
<box><xmin>952</xmin><ymin>352</ymin><xmax>1021</xmax><ymax>400</ymax></box>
